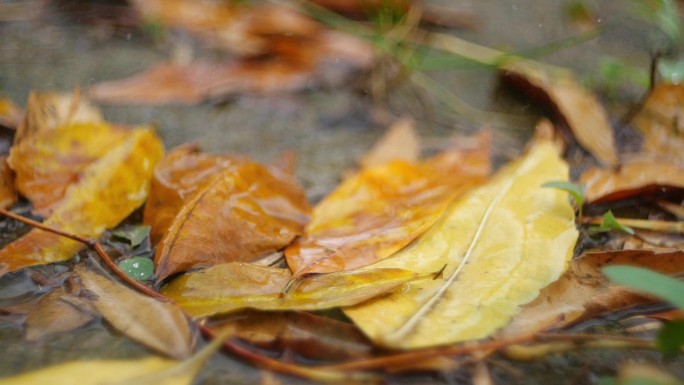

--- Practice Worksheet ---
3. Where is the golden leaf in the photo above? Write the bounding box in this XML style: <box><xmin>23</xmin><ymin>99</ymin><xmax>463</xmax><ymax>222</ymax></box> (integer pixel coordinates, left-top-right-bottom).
<box><xmin>344</xmin><ymin>140</ymin><xmax>578</xmax><ymax>349</ymax></box>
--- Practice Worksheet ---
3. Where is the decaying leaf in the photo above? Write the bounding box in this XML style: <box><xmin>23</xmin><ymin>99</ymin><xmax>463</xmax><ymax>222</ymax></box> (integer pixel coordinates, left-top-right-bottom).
<box><xmin>0</xmin><ymin>156</ymin><xmax>16</xmax><ymax>209</ymax></box>
<box><xmin>501</xmin><ymin>60</ymin><xmax>618</xmax><ymax>167</ymax></box>
<box><xmin>8</xmin><ymin>122</ymin><xmax>129</xmax><ymax>215</ymax></box>
<box><xmin>0</xmin><ymin>328</ymin><xmax>228</xmax><ymax>385</ymax></box>
<box><xmin>500</xmin><ymin>249</ymin><xmax>684</xmax><ymax>338</ymax></box>
<box><xmin>24</xmin><ymin>287</ymin><xmax>94</xmax><ymax>342</ymax></box>
<box><xmin>344</xmin><ymin>139</ymin><xmax>578</xmax><ymax>349</ymax></box>
<box><xmin>161</xmin><ymin>262</ymin><xmax>421</xmax><ymax>318</ymax></box>
<box><xmin>0</xmin><ymin>97</ymin><xmax>21</xmax><ymax>128</ymax></box>
<box><xmin>14</xmin><ymin>90</ymin><xmax>103</xmax><ymax>145</ymax></box>
<box><xmin>76</xmin><ymin>266</ymin><xmax>193</xmax><ymax>360</ymax></box>
<box><xmin>359</xmin><ymin>117</ymin><xmax>420</xmax><ymax>169</ymax></box>
<box><xmin>580</xmin><ymin>155</ymin><xmax>684</xmax><ymax>203</ymax></box>
<box><xmin>0</xmin><ymin>128</ymin><xmax>164</xmax><ymax>276</ymax></box>
<box><xmin>632</xmin><ymin>83</ymin><xmax>684</xmax><ymax>165</ymax></box>
<box><xmin>208</xmin><ymin>309</ymin><xmax>372</xmax><ymax>360</ymax></box>
<box><xmin>149</xmin><ymin>149</ymin><xmax>310</xmax><ymax>282</ymax></box>
<box><xmin>285</xmin><ymin>131</ymin><xmax>490</xmax><ymax>276</ymax></box>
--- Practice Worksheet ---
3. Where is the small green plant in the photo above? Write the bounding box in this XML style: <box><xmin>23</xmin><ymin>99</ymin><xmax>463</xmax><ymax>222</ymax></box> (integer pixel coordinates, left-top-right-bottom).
<box><xmin>542</xmin><ymin>181</ymin><xmax>584</xmax><ymax>217</ymax></box>
<box><xmin>593</xmin><ymin>210</ymin><xmax>636</xmax><ymax>235</ymax></box>
<box><xmin>603</xmin><ymin>265</ymin><xmax>684</xmax><ymax>357</ymax></box>
<box><xmin>118</xmin><ymin>256</ymin><xmax>155</xmax><ymax>281</ymax></box>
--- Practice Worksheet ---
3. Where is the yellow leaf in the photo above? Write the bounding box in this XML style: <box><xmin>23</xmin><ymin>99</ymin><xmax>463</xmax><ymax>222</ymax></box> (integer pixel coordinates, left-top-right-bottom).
<box><xmin>285</xmin><ymin>131</ymin><xmax>490</xmax><ymax>276</ymax></box>
<box><xmin>344</xmin><ymin>140</ymin><xmax>578</xmax><ymax>349</ymax></box>
<box><xmin>0</xmin><ymin>329</ymin><xmax>228</xmax><ymax>385</ymax></box>
<box><xmin>0</xmin><ymin>128</ymin><xmax>164</xmax><ymax>276</ymax></box>
<box><xmin>161</xmin><ymin>262</ymin><xmax>420</xmax><ymax>318</ymax></box>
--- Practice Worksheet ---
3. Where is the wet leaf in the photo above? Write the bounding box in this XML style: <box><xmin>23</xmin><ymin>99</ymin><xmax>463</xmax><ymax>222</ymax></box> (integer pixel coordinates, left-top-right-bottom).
<box><xmin>161</xmin><ymin>262</ymin><xmax>420</xmax><ymax>318</ymax></box>
<box><xmin>24</xmin><ymin>287</ymin><xmax>93</xmax><ymax>341</ymax></box>
<box><xmin>76</xmin><ymin>266</ymin><xmax>193</xmax><ymax>360</ymax></box>
<box><xmin>632</xmin><ymin>83</ymin><xmax>684</xmax><ymax>165</ymax></box>
<box><xmin>359</xmin><ymin>117</ymin><xmax>420</xmax><ymax>169</ymax></box>
<box><xmin>285</xmin><ymin>131</ymin><xmax>490</xmax><ymax>276</ymax></box>
<box><xmin>0</xmin><ymin>156</ymin><xmax>16</xmax><ymax>209</ymax></box>
<box><xmin>118</xmin><ymin>257</ymin><xmax>154</xmax><ymax>281</ymax></box>
<box><xmin>500</xmin><ymin>249</ymin><xmax>684</xmax><ymax>338</ymax></box>
<box><xmin>581</xmin><ymin>156</ymin><xmax>684</xmax><ymax>204</ymax></box>
<box><xmin>0</xmin><ymin>128</ymin><xmax>164</xmax><ymax>276</ymax></box>
<box><xmin>344</xmin><ymin>139</ymin><xmax>578</xmax><ymax>348</ymax></box>
<box><xmin>8</xmin><ymin>122</ymin><xmax>129</xmax><ymax>216</ymax></box>
<box><xmin>207</xmin><ymin>310</ymin><xmax>372</xmax><ymax>360</ymax></box>
<box><xmin>151</xmin><ymin>152</ymin><xmax>310</xmax><ymax>282</ymax></box>
<box><xmin>501</xmin><ymin>60</ymin><xmax>618</xmax><ymax>167</ymax></box>
<box><xmin>14</xmin><ymin>90</ymin><xmax>103</xmax><ymax>145</ymax></box>
<box><xmin>0</xmin><ymin>328</ymin><xmax>228</xmax><ymax>385</ymax></box>
<box><xmin>112</xmin><ymin>225</ymin><xmax>151</xmax><ymax>247</ymax></box>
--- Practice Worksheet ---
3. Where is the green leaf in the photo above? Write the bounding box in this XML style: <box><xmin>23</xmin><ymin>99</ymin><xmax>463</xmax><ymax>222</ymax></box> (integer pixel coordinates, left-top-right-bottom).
<box><xmin>112</xmin><ymin>225</ymin><xmax>151</xmax><ymax>247</ymax></box>
<box><xmin>657</xmin><ymin>320</ymin><xmax>684</xmax><ymax>357</ymax></box>
<box><xmin>118</xmin><ymin>257</ymin><xmax>154</xmax><ymax>281</ymax></box>
<box><xmin>602</xmin><ymin>265</ymin><xmax>684</xmax><ymax>311</ymax></box>
<box><xmin>598</xmin><ymin>210</ymin><xmax>635</xmax><ymax>235</ymax></box>
<box><xmin>658</xmin><ymin>57</ymin><xmax>684</xmax><ymax>84</ymax></box>
<box><xmin>542</xmin><ymin>180</ymin><xmax>584</xmax><ymax>216</ymax></box>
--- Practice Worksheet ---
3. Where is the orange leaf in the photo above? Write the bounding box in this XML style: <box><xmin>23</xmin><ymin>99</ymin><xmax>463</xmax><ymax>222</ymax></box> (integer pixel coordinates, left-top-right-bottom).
<box><xmin>632</xmin><ymin>83</ymin><xmax>684</xmax><ymax>165</ymax></box>
<box><xmin>285</xmin><ymin>131</ymin><xmax>490</xmax><ymax>276</ymax></box>
<box><xmin>0</xmin><ymin>128</ymin><xmax>164</xmax><ymax>276</ymax></box>
<box><xmin>148</xmin><ymin>149</ymin><xmax>310</xmax><ymax>282</ymax></box>
<box><xmin>580</xmin><ymin>155</ymin><xmax>684</xmax><ymax>203</ymax></box>
<box><xmin>0</xmin><ymin>156</ymin><xmax>16</xmax><ymax>209</ymax></box>
<box><xmin>0</xmin><ymin>97</ymin><xmax>21</xmax><ymax>129</ymax></box>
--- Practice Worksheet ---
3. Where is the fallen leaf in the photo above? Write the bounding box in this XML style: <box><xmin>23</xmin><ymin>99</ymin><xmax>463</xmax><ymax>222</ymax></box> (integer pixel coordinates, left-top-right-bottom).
<box><xmin>632</xmin><ymin>83</ymin><xmax>684</xmax><ymax>165</ymax></box>
<box><xmin>0</xmin><ymin>327</ymin><xmax>228</xmax><ymax>385</ymax></box>
<box><xmin>580</xmin><ymin>155</ymin><xmax>684</xmax><ymax>203</ymax></box>
<box><xmin>14</xmin><ymin>90</ymin><xmax>103</xmax><ymax>145</ymax></box>
<box><xmin>285</xmin><ymin>131</ymin><xmax>490</xmax><ymax>276</ymax></box>
<box><xmin>0</xmin><ymin>128</ymin><xmax>164</xmax><ymax>276</ymax></box>
<box><xmin>614</xmin><ymin>363</ymin><xmax>682</xmax><ymax>385</ymax></box>
<box><xmin>207</xmin><ymin>309</ymin><xmax>372</xmax><ymax>360</ymax></box>
<box><xmin>359</xmin><ymin>117</ymin><xmax>420</xmax><ymax>169</ymax></box>
<box><xmin>24</xmin><ymin>287</ymin><xmax>93</xmax><ymax>341</ymax></box>
<box><xmin>0</xmin><ymin>156</ymin><xmax>16</xmax><ymax>209</ymax></box>
<box><xmin>76</xmin><ymin>266</ymin><xmax>193</xmax><ymax>360</ymax></box>
<box><xmin>161</xmin><ymin>262</ymin><xmax>420</xmax><ymax>318</ymax></box>
<box><xmin>499</xmin><ymin>249</ymin><xmax>684</xmax><ymax>338</ymax></box>
<box><xmin>0</xmin><ymin>97</ymin><xmax>21</xmax><ymax>128</ymax></box>
<box><xmin>501</xmin><ymin>60</ymin><xmax>618</xmax><ymax>167</ymax></box>
<box><xmin>344</xmin><ymin>139</ymin><xmax>578</xmax><ymax>349</ymax></box>
<box><xmin>8</xmin><ymin>122</ymin><xmax>129</xmax><ymax>215</ymax></box>
<box><xmin>151</xmin><ymin>152</ymin><xmax>311</xmax><ymax>282</ymax></box>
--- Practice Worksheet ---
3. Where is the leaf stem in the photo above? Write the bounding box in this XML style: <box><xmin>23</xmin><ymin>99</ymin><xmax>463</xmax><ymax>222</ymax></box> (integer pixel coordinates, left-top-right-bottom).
<box><xmin>580</xmin><ymin>216</ymin><xmax>684</xmax><ymax>234</ymax></box>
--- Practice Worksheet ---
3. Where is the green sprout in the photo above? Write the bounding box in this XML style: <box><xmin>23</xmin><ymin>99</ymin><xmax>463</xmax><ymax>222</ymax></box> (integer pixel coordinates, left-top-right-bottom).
<box><xmin>542</xmin><ymin>180</ymin><xmax>584</xmax><ymax>218</ymax></box>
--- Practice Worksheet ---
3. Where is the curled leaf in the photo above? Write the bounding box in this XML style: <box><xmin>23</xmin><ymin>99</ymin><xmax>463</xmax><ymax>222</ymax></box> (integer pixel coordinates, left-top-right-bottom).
<box><xmin>285</xmin><ymin>131</ymin><xmax>490</xmax><ymax>276</ymax></box>
<box><xmin>24</xmin><ymin>287</ymin><xmax>94</xmax><ymax>341</ymax></box>
<box><xmin>0</xmin><ymin>128</ymin><xmax>164</xmax><ymax>276</ymax></box>
<box><xmin>344</xmin><ymin>139</ymin><xmax>578</xmax><ymax>349</ymax></box>
<box><xmin>150</xmin><ymin>152</ymin><xmax>311</xmax><ymax>282</ymax></box>
<box><xmin>632</xmin><ymin>83</ymin><xmax>684</xmax><ymax>165</ymax></box>
<box><xmin>76</xmin><ymin>266</ymin><xmax>193</xmax><ymax>360</ymax></box>
<box><xmin>501</xmin><ymin>60</ymin><xmax>618</xmax><ymax>167</ymax></box>
<box><xmin>161</xmin><ymin>262</ymin><xmax>420</xmax><ymax>318</ymax></box>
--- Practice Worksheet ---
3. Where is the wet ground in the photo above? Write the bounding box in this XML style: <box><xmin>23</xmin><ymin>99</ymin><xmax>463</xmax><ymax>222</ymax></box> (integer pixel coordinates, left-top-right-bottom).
<box><xmin>1</xmin><ymin>0</ymin><xmax>683</xmax><ymax>384</ymax></box>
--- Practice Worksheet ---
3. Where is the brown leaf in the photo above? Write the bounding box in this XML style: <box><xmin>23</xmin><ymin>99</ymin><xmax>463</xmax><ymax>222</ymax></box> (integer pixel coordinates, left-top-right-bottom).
<box><xmin>0</xmin><ymin>97</ymin><xmax>22</xmax><ymax>129</ymax></box>
<box><xmin>148</xmin><ymin>149</ymin><xmax>310</xmax><ymax>282</ymax></box>
<box><xmin>8</xmin><ymin>122</ymin><xmax>129</xmax><ymax>216</ymax></box>
<box><xmin>632</xmin><ymin>83</ymin><xmax>684</xmax><ymax>165</ymax></box>
<box><xmin>208</xmin><ymin>310</ymin><xmax>372</xmax><ymax>361</ymax></box>
<box><xmin>580</xmin><ymin>155</ymin><xmax>684</xmax><ymax>204</ymax></box>
<box><xmin>499</xmin><ymin>249</ymin><xmax>684</xmax><ymax>338</ymax></box>
<box><xmin>285</xmin><ymin>131</ymin><xmax>490</xmax><ymax>276</ymax></box>
<box><xmin>0</xmin><ymin>156</ymin><xmax>16</xmax><ymax>209</ymax></box>
<box><xmin>501</xmin><ymin>60</ymin><xmax>618</xmax><ymax>167</ymax></box>
<box><xmin>359</xmin><ymin>117</ymin><xmax>420</xmax><ymax>169</ymax></box>
<box><xmin>76</xmin><ymin>266</ymin><xmax>193</xmax><ymax>360</ymax></box>
<box><xmin>24</xmin><ymin>287</ymin><xmax>93</xmax><ymax>341</ymax></box>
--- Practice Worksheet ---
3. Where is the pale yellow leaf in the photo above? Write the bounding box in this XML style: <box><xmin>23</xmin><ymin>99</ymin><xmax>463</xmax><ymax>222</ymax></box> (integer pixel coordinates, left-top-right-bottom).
<box><xmin>344</xmin><ymin>140</ymin><xmax>578</xmax><ymax>349</ymax></box>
